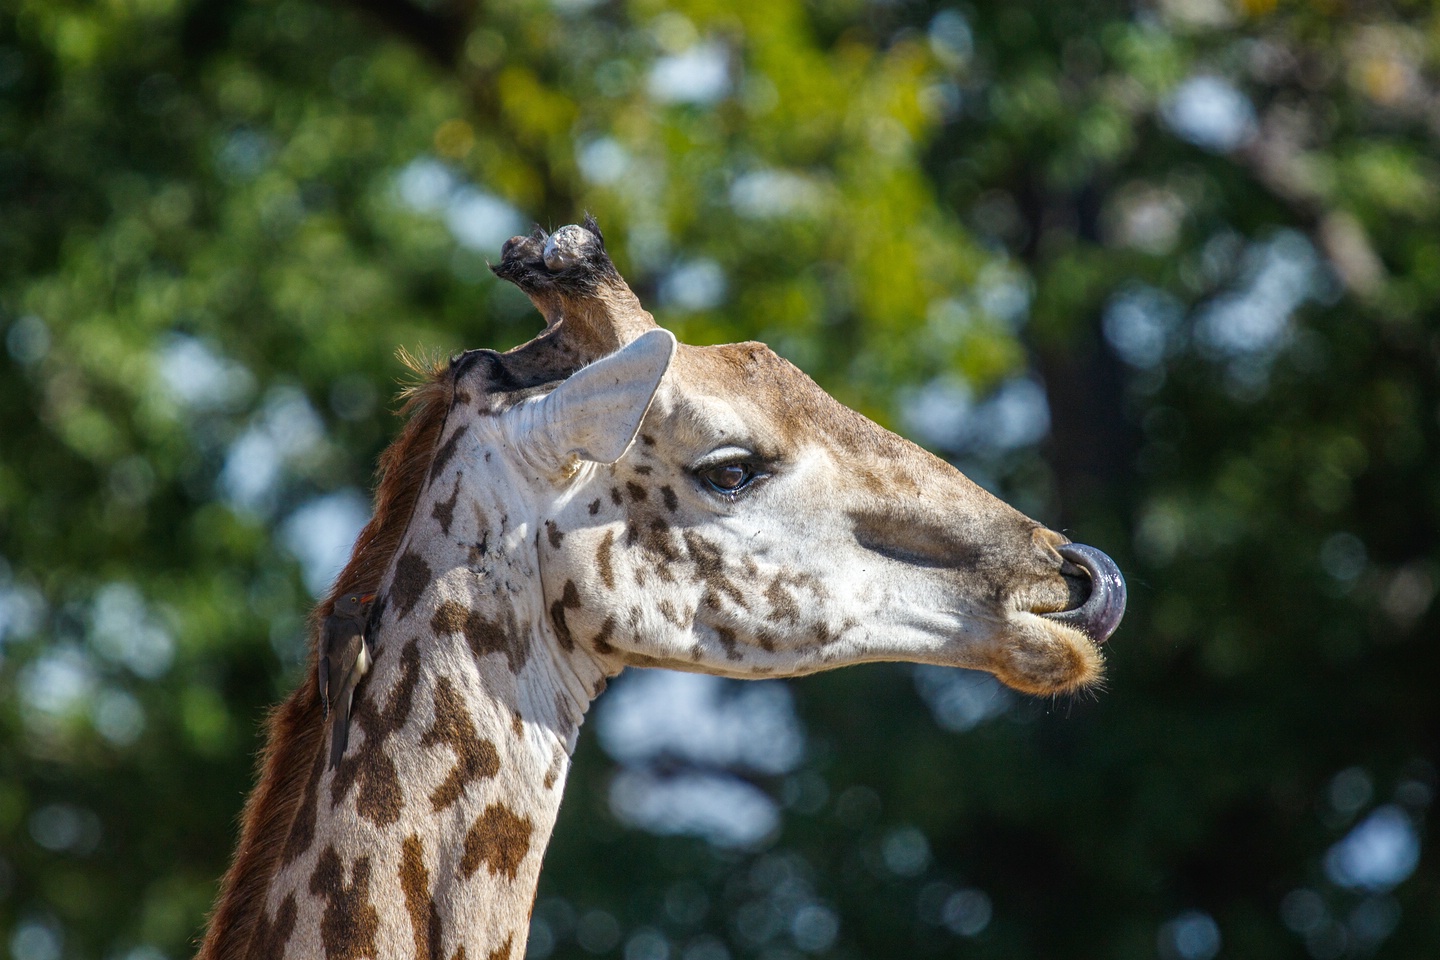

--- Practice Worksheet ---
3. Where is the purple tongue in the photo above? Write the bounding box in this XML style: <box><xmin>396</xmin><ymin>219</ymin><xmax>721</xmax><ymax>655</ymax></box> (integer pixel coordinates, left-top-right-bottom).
<box><xmin>1044</xmin><ymin>543</ymin><xmax>1126</xmax><ymax>643</ymax></box>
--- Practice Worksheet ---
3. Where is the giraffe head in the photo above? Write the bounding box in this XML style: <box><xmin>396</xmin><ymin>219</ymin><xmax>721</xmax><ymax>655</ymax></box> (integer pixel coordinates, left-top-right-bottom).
<box><xmin>431</xmin><ymin>220</ymin><xmax>1122</xmax><ymax>697</ymax></box>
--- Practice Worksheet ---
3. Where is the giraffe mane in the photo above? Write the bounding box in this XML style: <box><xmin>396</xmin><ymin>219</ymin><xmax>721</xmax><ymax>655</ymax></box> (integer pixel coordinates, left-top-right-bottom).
<box><xmin>196</xmin><ymin>354</ymin><xmax>454</xmax><ymax>960</ymax></box>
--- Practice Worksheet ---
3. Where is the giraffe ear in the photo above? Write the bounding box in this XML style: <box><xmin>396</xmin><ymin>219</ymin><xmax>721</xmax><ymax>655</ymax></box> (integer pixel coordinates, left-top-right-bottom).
<box><xmin>514</xmin><ymin>328</ymin><xmax>676</xmax><ymax>471</ymax></box>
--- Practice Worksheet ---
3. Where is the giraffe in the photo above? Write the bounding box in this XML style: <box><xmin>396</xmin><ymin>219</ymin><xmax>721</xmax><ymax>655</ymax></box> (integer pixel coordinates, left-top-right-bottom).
<box><xmin>196</xmin><ymin>219</ymin><xmax>1125</xmax><ymax>960</ymax></box>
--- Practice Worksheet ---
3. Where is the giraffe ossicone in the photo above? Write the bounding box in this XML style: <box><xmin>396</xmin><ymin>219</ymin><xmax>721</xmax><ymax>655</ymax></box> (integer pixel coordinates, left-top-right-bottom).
<box><xmin>198</xmin><ymin>217</ymin><xmax>1125</xmax><ymax>960</ymax></box>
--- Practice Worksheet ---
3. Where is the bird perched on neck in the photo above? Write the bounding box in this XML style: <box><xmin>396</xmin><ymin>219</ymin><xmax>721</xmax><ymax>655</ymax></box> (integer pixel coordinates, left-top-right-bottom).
<box><xmin>319</xmin><ymin>591</ymin><xmax>374</xmax><ymax>769</ymax></box>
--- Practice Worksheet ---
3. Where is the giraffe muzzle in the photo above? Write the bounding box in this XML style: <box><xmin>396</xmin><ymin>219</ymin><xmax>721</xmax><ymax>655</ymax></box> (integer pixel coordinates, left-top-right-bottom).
<box><xmin>1044</xmin><ymin>543</ymin><xmax>1127</xmax><ymax>643</ymax></box>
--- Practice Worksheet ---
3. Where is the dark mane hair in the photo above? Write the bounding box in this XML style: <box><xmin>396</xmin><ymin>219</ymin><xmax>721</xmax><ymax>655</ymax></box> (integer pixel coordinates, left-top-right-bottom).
<box><xmin>196</xmin><ymin>355</ymin><xmax>453</xmax><ymax>960</ymax></box>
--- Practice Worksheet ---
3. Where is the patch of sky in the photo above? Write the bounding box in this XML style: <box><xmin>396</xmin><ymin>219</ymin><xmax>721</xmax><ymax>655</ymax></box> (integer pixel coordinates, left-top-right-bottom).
<box><xmin>941</xmin><ymin>888</ymin><xmax>992</xmax><ymax>937</ymax></box>
<box><xmin>598</xmin><ymin>670</ymin><xmax>802</xmax><ymax>847</ymax></box>
<box><xmin>1325</xmin><ymin>805</ymin><xmax>1420</xmax><ymax>892</ymax></box>
<box><xmin>92</xmin><ymin>688</ymin><xmax>146</xmax><ymax>746</ymax></box>
<box><xmin>395</xmin><ymin>157</ymin><xmax>456</xmax><ymax>212</ymax></box>
<box><xmin>929</xmin><ymin>10</ymin><xmax>974</xmax><ymax>70</ymax></box>
<box><xmin>1103</xmin><ymin>283</ymin><xmax>1185</xmax><ymax>369</ymax></box>
<box><xmin>89</xmin><ymin>582</ymin><xmax>174</xmax><ymax>679</ymax></box>
<box><xmin>881</xmin><ymin>826</ymin><xmax>931</xmax><ymax>877</ymax></box>
<box><xmin>729</xmin><ymin>169</ymin><xmax>824</xmax><ymax>219</ymax></box>
<box><xmin>791</xmin><ymin>904</ymin><xmax>839</xmax><ymax>952</ymax></box>
<box><xmin>156</xmin><ymin>334</ymin><xmax>254</xmax><ymax>414</ymax></box>
<box><xmin>597</xmin><ymin>670</ymin><xmax>804</xmax><ymax>774</ymax></box>
<box><xmin>913</xmin><ymin>665</ymin><xmax>1013</xmax><ymax>732</ymax></box>
<box><xmin>970</xmin><ymin>378</ymin><xmax>1051</xmax><ymax>453</ymax></box>
<box><xmin>281</xmin><ymin>488</ymin><xmax>372</xmax><ymax>596</ymax></box>
<box><xmin>578</xmin><ymin>137</ymin><xmax>631</xmax><ymax>185</ymax></box>
<box><xmin>898</xmin><ymin>377</ymin><xmax>1048</xmax><ymax>457</ymax></box>
<box><xmin>1193</xmin><ymin>230</ymin><xmax>1328</xmax><ymax>391</ymax></box>
<box><xmin>0</xmin><ymin>562</ymin><xmax>47</xmax><ymax>655</ymax></box>
<box><xmin>974</xmin><ymin>261</ymin><xmax>1033</xmax><ymax>328</ymax></box>
<box><xmin>446</xmin><ymin>186</ymin><xmax>525</xmax><ymax>253</ymax></box>
<box><xmin>610</xmin><ymin>768</ymin><xmax>780</xmax><ymax>847</ymax></box>
<box><xmin>649</xmin><ymin>41</ymin><xmax>730</xmax><ymax>104</ymax></box>
<box><xmin>1157</xmin><ymin>910</ymin><xmax>1222</xmax><ymax>960</ymax></box>
<box><xmin>219</xmin><ymin>385</ymin><xmax>326</xmax><ymax>514</ymax></box>
<box><xmin>1162</xmin><ymin>75</ymin><xmax>1256</xmax><ymax>153</ymax></box>
<box><xmin>5</xmin><ymin>314</ymin><xmax>49</xmax><ymax>366</ymax></box>
<box><xmin>18</xmin><ymin>645</ymin><xmax>96</xmax><ymax>721</ymax></box>
<box><xmin>216</xmin><ymin>127</ymin><xmax>274</xmax><ymax>180</ymax></box>
<box><xmin>10</xmin><ymin>916</ymin><xmax>62</xmax><ymax>960</ymax></box>
<box><xmin>28</xmin><ymin>803</ymin><xmax>101</xmax><ymax>856</ymax></box>
<box><xmin>394</xmin><ymin>157</ymin><xmax>525</xmax><ymax>255</ymax></box>
<box><xmin>623</xmin><ymin>928</ymin><xmax>670</xmax><ymax>960</ymax></box>
<box><xmin>660</xmin><ymin>259</ymin><xmax>727</xmax><ymax>312</ymax></box>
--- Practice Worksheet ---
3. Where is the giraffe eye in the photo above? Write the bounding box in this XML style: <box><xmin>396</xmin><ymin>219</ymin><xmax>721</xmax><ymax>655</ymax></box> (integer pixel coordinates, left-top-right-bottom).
<box><xmin>698</xmin><ymin>462</ymin><xmax>759</xmax><ymax>494</ymax></box>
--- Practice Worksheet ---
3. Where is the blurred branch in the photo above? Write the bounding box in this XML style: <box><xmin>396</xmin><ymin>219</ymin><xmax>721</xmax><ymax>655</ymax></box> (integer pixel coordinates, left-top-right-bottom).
<box><xmin>334</xmin><ymin>0</ymin><xmax>469</xmax><ymax>67</ymax></box>
<box><xmin>1239</xmin><ymin>106</ymin><xmax>1387</xmax><ymax>296</ymax></box>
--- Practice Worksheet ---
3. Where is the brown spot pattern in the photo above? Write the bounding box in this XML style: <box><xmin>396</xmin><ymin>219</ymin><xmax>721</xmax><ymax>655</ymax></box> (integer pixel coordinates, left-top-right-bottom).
<box><xmin>280</xmin><ymin>727</ymin><xmax>327</xmax><ymax>865</ymax></box>
<box><xmin>549</xmin><ymin>580</ymin><xmax>582</xmax><ymax>651</ymax></box>
<box><xmin>545</xmin><ymin>520</ymin><xmax>564</xmax><ymax>548</ymax></box>
<box><xmin>251</xmin><ymin>893</ymin><xmax>297</xmax><ymax>958</ymax></box>
<box><xmin>429</xmin><ymin>423</ymin><xmax>468</xmax><ymax>482</ymax></box>
<box><xmin>633</xmin><ymin>464</ymin><xmax>653</xmax><ymax>475</ymax></box>
<box><xmin>764</xmin><ymin>578</ymin><xmax>801</xmax><ymax>625</ymax></box>
<box><xmin>432</xmin><ymin>474</ymin><xmax>462</xmax><ymax>536</ymax></box>
<box><xmin>431</xmin><ymin>600</ymin><xmax>529</xmax><ymax>674</ymax></box>
<box><xmin>308</xmin><ymin>846</ymin><xmax>380</xmax><ymax>960</ymax></box>
<box><xmin>660</xmin><ymin>485</ymin><xmax>678</xmax><ymax>511</ymax></box>
<box><xmin>596</xmin><ymin>530</ymin><xmax>616</xmax><ymax>590</ymax></box>
<box><xmin>587</xmin><ymin>498</ymin><xmax>601</xmax><ymax>515</ymax></box>
<box><xmin>684</xmin><ymin>532</ymin><xmax>747</xmax><ymax>608</ymax></box>
<box><xmin>590</xmin><ymin>616</ymin><xmax>616</xmax><ymax>655</ymax></box>
<box><xmin>400</xmin><ymin>834</ymin><xmax>443</xmax><ymax>960</ymax></box>
<box><xmin>391</xmin><ymin>551</ymin><xmax>432</xmax><ymax>620</ymax></box>
<box><xmin>625</xmin><ymin>481</ymin><xmax>647</xmax><ymax>502</ymax></box>
<box><xmin>609</xmin><ymin>487</ymin><xmax>623</xmax><ymax>506</ymax></box>
<box><xmin>330</xmin><ymin>639</ymin><xmax>422</xmax><ymax>826</ymax></box>
<box><xmin>420</xmin><ymin>675</ymin><xmax>501</xmax><ymax>811</ymax></box>
<box><xmin>487</xmin><ymin>936</ymin><xmax>514</xmax><ymax>960</ymax></box>
<box><xmin>459</xmin><ymin>803</ymin><xmax>534</xmax><ymax>881</ymax></box>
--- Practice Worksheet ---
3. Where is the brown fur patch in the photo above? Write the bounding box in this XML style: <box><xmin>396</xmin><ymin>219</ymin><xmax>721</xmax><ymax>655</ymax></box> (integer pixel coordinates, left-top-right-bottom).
<box><xmin>596</xmin><ymin>530</ymin><xmax>616</xmax><ymax>590</ymax></box>
<box><xmin>660</xmin><ymin>485</ymin><xmax>678</xmax><ymax>512</ymax></box>
<box><xmin>548</xmin><ymin>580</ymin><xmax>582</xmax><ymax>651</ymax></box>
<box><xmin>400</xmin><ymin>834</ymin><xmax>444</xmax><ymax>960</ymax></box>
<box><xmin>429</xmin><ymin>423</ymin><xmax>469</xmax><ymax>482</ymax></box>
<box><xmin>587</xmin><ymin>498</ymin><xmax>601</xmax><ymax>515</ymax></box>
<box><xmin>459</xmin><ymin>804</ymin><xmax>534</xmax><ymax>881</ymax></box>
<box><xmin>391</xmin><ymin>550</ymin><xmax>433</xmax><ymax>620</ymax></box>
<box><xmin>431</xmin><ymin>600</ymin><xmax>529</xmax><ymax>674</ymax></box>
<box><xmin>420</xmin><ymin>675</ymin><xmax>501</xmax><ymax>811</ymax></box>
<box><xmin>278</xmin><ymin>726</ymin><xmax>327</xmax><ymax>866</ymax></box>
<box><xmin>625</xmin><ymin>481</ymin><xmax>647</xmax><ymax>502</ymax></box>
<box><xmin>330</xmin><ymin>639</ymin><xmax>422</xmax><ymax>826</ymax></box>
<box><xmin>309</xmin><ymin>847</ymin><xmax>380</xmax><ymax>960</ymax></box>
<box><xmin>432</xmin><ymin>474</ymin><xmax>462</xmax><ymax>536</ymax></box>
<box><xmin>545</xmin><ymin>520</ymin><xmax>564</xmax><ymax>548</ymax></box>
<box><xmin>590</xmin><ymin>616</ymin><xmax>616</xmax><ymax>655</ymax></box>
<box><xmin>487</xmin><ymin>936</ymin><xmax>514</xmax><ymax>960</ymax></box>
<box><xmin>250</xmin><ymin>894</ymin><xmax>297</xmax><ymax>958</ymax></box>
<box><xmin>197</xmin><ymin>359</ymin><xmax>454</xmax><ymax>960</ymax></box>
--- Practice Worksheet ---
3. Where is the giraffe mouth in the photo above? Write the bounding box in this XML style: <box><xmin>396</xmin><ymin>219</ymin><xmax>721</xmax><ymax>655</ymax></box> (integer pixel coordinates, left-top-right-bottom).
<box><xmin>1041</xmin><ymin>543</ymin><xmax>1127</xmax><ymax>644</ymax></box>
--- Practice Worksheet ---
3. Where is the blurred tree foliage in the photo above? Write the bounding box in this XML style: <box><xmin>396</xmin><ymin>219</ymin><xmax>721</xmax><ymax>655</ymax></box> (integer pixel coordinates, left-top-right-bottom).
<box><xmin>1</xmin><ymin>0</ymin><xmax>1437</xmax><ymax>958</ymax></box>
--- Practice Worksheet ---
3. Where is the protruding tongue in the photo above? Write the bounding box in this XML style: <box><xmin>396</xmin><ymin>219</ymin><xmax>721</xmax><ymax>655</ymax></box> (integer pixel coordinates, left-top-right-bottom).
<box><xmin>1044</xmin><ymin>543</ymin><xmax>1127</xmax><ymax>643</ymax></box>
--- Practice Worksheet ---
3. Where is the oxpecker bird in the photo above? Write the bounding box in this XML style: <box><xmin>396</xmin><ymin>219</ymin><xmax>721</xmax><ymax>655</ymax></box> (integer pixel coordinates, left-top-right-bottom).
<box><xmin>319</xmin><ymin>591</ymin><xmax>374</xmax><ymax>769</ymax></box>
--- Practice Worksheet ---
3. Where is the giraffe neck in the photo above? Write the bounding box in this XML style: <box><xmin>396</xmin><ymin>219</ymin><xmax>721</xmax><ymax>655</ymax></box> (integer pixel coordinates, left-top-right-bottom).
<box><xmin>257</xmin><ymin>445</ymin><xmax>609</xmax><ymax>960</ymax></box>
